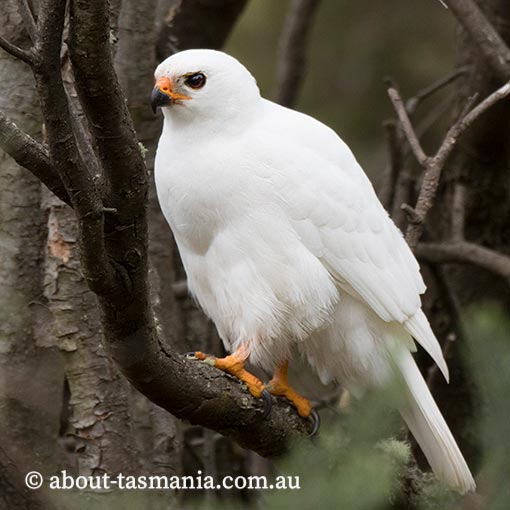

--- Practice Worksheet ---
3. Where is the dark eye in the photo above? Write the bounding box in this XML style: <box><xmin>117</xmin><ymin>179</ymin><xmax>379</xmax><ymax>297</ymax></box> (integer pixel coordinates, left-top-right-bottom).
<box><xmin>185</xmin><ymin>72</ymin><xmax>206</xmax><ymax>89</ymax></box>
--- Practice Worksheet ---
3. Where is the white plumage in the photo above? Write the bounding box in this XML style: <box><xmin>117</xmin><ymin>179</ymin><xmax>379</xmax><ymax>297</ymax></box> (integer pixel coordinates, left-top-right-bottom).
<box><xmin>153</xmin><ymin>49</ymin><xmax>475</xmax><ymax>493</ymax></box>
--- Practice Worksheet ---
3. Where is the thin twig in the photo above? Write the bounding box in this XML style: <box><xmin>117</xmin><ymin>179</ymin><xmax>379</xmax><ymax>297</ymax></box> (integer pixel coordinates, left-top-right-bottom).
<box><xmin>0</xmin><ymin>111</ymin><xmax>71</xmax><ymax>206</ymax></box>
<box><xmin>273</xmin><ymin>0</ymin><xmax>321</xmax><ymax>107</ymax></box>
<box><xmin>387</xmin><ymin>87</ymin><xmax>429</xmax><ymax>166</ymax></box>
<box><xmin>388</xmin><ymin>80</ymin><xmax>510</xmax><ymax>250</ymax></box>
<box><xmin>462</xmin><ymin>82</ymin><xmax>510</xmax><ymax>126</ymax></box>
<box><xmin>0</xmin><ymin>36</ymin><xmax>35</xmax><ymax>65</ymax></box>
<box><xmin>405</xmin><ymin>67</ymin><xmax>469</xmax><ymax>115</ymax></box>
<box><xmin>416</xmin><ymin>241</ymin><xmax>510</xmax><ymax>282</ymax></box>
<box><xmin>17</xmin><ymin>0</ymin><xmax>38</xmax><ymax>42</ymax></box>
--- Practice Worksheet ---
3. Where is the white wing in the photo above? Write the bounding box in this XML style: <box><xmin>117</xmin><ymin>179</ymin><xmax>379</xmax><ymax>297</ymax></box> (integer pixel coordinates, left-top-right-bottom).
<box><xmin>254</xmin><ymin>100</ymin><xmax>448</xmax><ymax>379</ymax></box>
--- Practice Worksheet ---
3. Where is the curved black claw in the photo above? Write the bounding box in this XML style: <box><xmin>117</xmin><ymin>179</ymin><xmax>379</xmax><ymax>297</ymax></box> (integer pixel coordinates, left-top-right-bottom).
<box><xmin>261</xmin><ymin>389</ymin><xmax>273</xmax><ymax>419</ymax></box>
<box><xmin>307</xmin><ymin>408</ymin><xmax>320</xmax><ymax>437</ymax></box>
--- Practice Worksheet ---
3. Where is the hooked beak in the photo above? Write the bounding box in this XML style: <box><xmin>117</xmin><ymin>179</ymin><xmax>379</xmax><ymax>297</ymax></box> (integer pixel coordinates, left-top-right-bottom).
<box><xmin>151</xmin><ymin>76</ymin><xmax>191</xmax><ymax>114</ymax></box>
<box><xmin>151</xmin><ymin>87</ymin><xmax>171</xmax><ymax>113</ymax></box>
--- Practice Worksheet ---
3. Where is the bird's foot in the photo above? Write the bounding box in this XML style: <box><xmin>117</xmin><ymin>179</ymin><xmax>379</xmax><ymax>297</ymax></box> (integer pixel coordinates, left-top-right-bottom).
<box><xmin>187</xmin><ymin>348</ymin><xmax>272</xmax><ymax>418</ymax></box>
<box><xmin>267</xmin><ymin>361</ymin><xmax>320</xmax><ymax>436</ymax></box>
<box><xmin>266</xmin><ymin>376</ymin><xmax>311</xmax><ymax>417</ymax></box>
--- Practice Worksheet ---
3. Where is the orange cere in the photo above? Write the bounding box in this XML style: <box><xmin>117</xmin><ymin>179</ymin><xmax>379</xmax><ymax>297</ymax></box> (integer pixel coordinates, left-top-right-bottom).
<box><xmin>155</xmin><ymin>77</ymin><xmax>191</xmax><ymax>102</ymax></box>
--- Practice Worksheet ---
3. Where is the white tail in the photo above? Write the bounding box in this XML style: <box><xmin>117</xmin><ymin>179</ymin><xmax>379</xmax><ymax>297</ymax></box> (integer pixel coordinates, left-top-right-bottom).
<box><xmin>396</xmin><ymin>349</ymin><xmax>476</xmax><ymax>494</ymax></box>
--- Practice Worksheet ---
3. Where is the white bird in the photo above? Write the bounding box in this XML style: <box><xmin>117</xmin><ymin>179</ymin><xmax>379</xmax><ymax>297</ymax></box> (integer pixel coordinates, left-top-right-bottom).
<box><xmin>151</xmin><ymin>49</ymin><xmax>476</xmax><ymax>493</ymax></box>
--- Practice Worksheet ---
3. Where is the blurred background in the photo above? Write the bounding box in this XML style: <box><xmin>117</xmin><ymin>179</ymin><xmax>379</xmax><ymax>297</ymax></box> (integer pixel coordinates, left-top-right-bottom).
<box><xmin>226</xmin><ymin>0</ymin><xmax>456</xmax><ymax>178</ymax></box>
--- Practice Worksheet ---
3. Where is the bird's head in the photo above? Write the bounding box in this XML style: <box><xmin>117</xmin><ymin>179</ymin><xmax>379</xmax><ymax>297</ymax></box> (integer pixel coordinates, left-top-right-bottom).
<box><xmin>151</xmin><ymin>49</ymin><xmax>260</xmax><ymax>122</ymax></box>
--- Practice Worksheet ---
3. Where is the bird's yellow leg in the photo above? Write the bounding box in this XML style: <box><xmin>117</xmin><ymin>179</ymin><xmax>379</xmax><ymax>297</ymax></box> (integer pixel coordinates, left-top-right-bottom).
<box><xmin>266</xmin><ymin>361</ymin><xmax>312</xmax><ymax>418</ymax></box>
<box><xmin>194</xmin><ymin>344</ymin><xmax>265</xmax><ymax>398</ymax></box>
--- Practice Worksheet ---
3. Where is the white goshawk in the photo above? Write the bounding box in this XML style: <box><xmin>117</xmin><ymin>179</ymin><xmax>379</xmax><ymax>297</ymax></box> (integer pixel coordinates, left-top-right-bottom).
<box><xmin>151</xmin><ymin>49</ymin><xmax>475</xmax><ymax>494</ymax></box>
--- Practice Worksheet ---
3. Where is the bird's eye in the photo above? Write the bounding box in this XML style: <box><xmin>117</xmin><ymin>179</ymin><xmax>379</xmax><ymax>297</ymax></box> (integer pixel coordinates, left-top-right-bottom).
<box><xmin>185</xmin><ymin>72</ymin><xmax>206</xmax><ymax>89</ymax></box>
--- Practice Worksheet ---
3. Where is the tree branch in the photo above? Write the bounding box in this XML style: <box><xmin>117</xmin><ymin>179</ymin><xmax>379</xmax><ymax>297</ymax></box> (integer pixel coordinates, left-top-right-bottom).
<box><xmin>443</xmin><ymin>0</ymin><xmax>510</xmax><ymax>81</ymax></box>
<box><xmin>1</xmin><ymin>0</ymin><xmax>316</xmax><ymax>459</ymax></box>
<box><xmin>387</xmin><ymin>87</ymin><xmax>429</xmax><ymax>166</ymax></box>
<box><xmin>114</xmin><ymin>336</ymin><xmax>313</xmax><ymax>457</ymax></box>
<box><xmin>273</xmin><ymin>0</ymin><xmax>321</xmax><ymax>107</ymax></box>
<box><xmin>404</xmin><ymin>66</ymin><xmax>468</xmax><ymax>115</ymax></box>
<box><xmin>69</xmin><ymin>0</ymin><xmax>147</xmax><ymax>217</ymax></box>
<box><xmin>416</xmin><ymin>241</ymin><xmax>510</xmax><ymax>282</ymax></box>
<box><xmin>17</xmin><ymin>0</ymin><xmax>38</xmax><ymax>43</ymax></box>
<box><xmin>33</xmin><ymin>0</ymin><xmax>115</xmax><ymax>295</ymax></box>
<box><xmin>0</xmin><ymin>35</ymin><xmax>35</xmax><ymax>65</ymax></box>
<box><xmin>0</xmin><ymin>111</ymin><xmax>71</xmax><ymax>206</ymax></box>
<box><xmin>388</xmin><ymin>80</ymin><xmax>510</xmax><ymax>250</ymax></box>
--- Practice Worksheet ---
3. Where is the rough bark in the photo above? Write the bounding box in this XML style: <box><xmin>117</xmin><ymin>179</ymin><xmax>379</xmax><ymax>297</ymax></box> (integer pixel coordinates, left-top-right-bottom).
<box><xmin>42</xmin><ymin>191</ymin><xmax>138</xmax><ymax>477</ymax></box>
<box><xmin>0</xmin><ymin>0</ymin><xmax>64</xmax><ymax>484</ymax></box>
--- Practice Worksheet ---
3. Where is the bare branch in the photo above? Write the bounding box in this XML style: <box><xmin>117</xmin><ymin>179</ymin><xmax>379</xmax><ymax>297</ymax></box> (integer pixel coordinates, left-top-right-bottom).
<box><xmin>61</xmin><ymin>48</ymin><xmax>103</xmax><ymax>183</ymax></box>
<box><xmin>33</xmin><ymin>0</ymin><xmax>115</xmax><ymax>295</ymax></box>
<box><xmin>416</xmin><ymin>242</ymin><xmax>510</xmax><ymax>282</ymax></box>
<box><xmin>405</xmin><ymin>66</ymin><xmax>469</xmax><ymax>115</ymax></box>
<box><xmin>387</xmin><ymin>87</ymin><xmax>429</xmax><ymax>166</ymax></box>
<box><xmin>113</xmin><ymin>335</ymin><xmax>314</xmax><ymax>458</ymax></box>
<box><xmin>461</xmin><ymin>82</ymin><xmax>510</xmax><ymax>126</ymax></box>
<box><xmin>0</xmin><ymin>35</ymin><xmax>35</xmax><ymax>65</ymax></box>
<box><xmin>69</xmin><ymin>0</ymin><xmax>147</xmax><ymax>218</ymax></box>
<box><xmin>17</xmin><ymin>0</ymin><xmax>38</xmax><ymax>43</ymax></box>
<box><xmin>273</xmin><ymin>0</ymin><xmax>321</xmax><ymax>107</ymax></box>
<box><xmin>388</xmin><ymin>80</ymin><xmax>510</xmax><ymax>250</ymax></box>
<box><xmin>0</xmin><ymin>111</ymin><xmax>71</xmax><ymax>206</ymax></box>
<box><xmin>443</xmin><ymin>0</ymin><xmax>510</xmax><ymax>81</ymax></box>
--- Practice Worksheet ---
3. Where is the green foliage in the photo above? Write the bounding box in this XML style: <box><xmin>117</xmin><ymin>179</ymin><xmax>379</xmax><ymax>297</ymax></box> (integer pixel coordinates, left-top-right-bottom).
<box><xmin>260</xmin><ymin>303</ymin><xmax>510</xmax><ymax>510</ymax></box>
<box><xmin>264</xmin><ymin>387</ymin><xmax>410</xmax><ymax>510</ymax></box>
<box><xmin>464</xmin><ymin>303</ymin><xmax>510</xmax><ymax>510</ymax></box>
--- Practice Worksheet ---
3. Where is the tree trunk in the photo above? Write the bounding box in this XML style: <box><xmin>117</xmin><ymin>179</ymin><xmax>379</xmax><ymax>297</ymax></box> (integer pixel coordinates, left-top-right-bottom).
<box><xmin>0</xmin><ymin>0</ymin><xmax>64</xmax><ymax>484</ymax></box>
